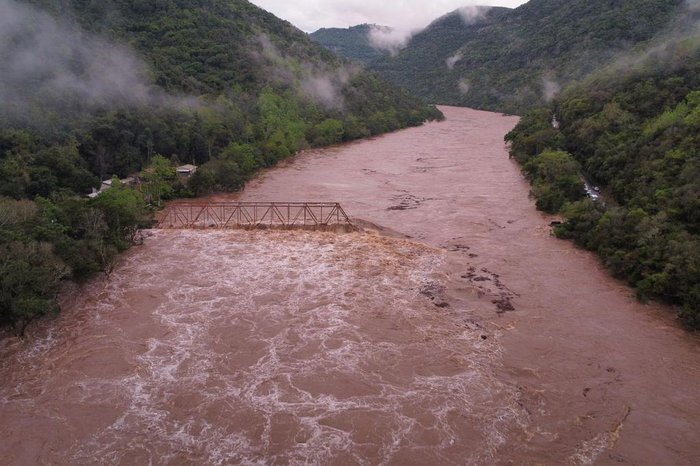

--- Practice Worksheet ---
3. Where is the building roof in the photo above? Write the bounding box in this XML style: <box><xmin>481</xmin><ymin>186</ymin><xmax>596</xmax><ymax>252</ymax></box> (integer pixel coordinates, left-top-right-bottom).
<box><xmin>177</xmin><ymin>164</ymin><xmax>197</xmax><ymax>173</ymax></box>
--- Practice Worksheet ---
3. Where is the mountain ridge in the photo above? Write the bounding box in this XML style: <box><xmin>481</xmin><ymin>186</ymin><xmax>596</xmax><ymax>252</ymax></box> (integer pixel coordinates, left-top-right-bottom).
<box><xmin>368</xmin><ymin>0</ymin><xmax>688</xmax><ymax>113</ymax></box>
<box><xmin>310</xmin><ymin>24</ymin><xmax>391</xmax><ymax>64</ymax></box>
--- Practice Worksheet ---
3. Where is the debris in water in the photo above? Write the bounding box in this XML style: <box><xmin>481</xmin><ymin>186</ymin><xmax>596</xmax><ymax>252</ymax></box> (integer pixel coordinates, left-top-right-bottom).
<box><xmin>461</xmin><ymin>266</ymin><xmax>518</xmax><ymax>314</ymax></box>
<box><xmin>387</xmin><ymin>192</ymin><xmax>432</xmax><ymax>211</ymax></box>
<box><xmin>419</xmin><ymin>282</ymin><xmax>451</xmax><ymax>308</ymax></box>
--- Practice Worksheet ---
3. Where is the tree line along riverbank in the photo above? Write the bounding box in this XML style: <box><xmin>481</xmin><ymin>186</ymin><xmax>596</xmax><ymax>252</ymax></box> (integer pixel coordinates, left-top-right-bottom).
<box><xmin>505</xmin><ymin>44</ymin><xmax>700</xmax><ymax>329</ymax></box>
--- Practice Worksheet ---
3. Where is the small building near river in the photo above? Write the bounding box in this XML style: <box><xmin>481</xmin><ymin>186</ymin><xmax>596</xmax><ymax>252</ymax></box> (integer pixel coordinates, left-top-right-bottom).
<box><xmin>176</xmin><ymin>164</ymin><xmax>197</xmax><ymax>179</ymax></box>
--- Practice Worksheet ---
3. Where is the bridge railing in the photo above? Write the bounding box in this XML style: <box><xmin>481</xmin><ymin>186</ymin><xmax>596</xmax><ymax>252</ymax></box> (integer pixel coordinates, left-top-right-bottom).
<box><xmin>156</xmin><ymin>202</ymin><xmax>353</xmax><ymax>229</ymax></box>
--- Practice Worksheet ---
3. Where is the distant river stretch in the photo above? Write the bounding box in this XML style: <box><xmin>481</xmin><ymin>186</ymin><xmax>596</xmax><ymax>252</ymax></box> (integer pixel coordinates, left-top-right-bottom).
<box><xmin>1</xmin><ymin>107</ymin><xmax>698</xmax><ymax>465</ymax></box>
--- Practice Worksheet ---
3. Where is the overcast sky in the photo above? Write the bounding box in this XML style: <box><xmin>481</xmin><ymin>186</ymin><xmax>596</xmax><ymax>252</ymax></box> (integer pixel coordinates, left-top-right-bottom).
<box><xmin>249</xmin><ymin>0</ymin><xmax>529</xmax><ymax>32</ymax></box>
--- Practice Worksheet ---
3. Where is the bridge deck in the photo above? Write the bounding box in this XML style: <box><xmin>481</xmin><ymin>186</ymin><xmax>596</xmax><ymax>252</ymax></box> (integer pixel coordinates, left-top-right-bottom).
<box><xmin>156</xmin><ymin>202</ymin><xmax>353</xmax><ymax>229</ymax></box>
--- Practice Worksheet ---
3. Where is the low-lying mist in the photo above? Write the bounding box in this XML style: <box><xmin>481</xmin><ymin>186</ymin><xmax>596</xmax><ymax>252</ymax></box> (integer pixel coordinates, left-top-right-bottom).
<box><xmin>598</xmin><ymin>0</ymin><xmax>700</xmax><ymax>78</ymax></box>
<box><xmin>458</xmin><ymin>5</ymin><xmax>491</xmax><ymax>25</ymax></box>
<box><xmin>255</xmin><ymin>33</ymin><xmax>360</xmax><ymax>110</ymax></box>
<box><xmin>366</xmin><ymin>6</ymin><xmax>493</xmax><ymax>57</ymax></box>
<box><xmin>367</xmin><ymin>25</ymin><xmax>415</xmax><ymax>56</ymax></box>
<box><xmin>0</xmin><ymin>0</ymin><xmax>193</xmax><ymax>122</ymax></box>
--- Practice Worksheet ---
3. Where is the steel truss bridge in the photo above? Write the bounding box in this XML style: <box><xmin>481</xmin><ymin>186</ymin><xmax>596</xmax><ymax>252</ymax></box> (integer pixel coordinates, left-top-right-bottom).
<box><xmin>156</xmin><ymin>202</ymin><xmax>353</xmax><ymax>229</ymax></box>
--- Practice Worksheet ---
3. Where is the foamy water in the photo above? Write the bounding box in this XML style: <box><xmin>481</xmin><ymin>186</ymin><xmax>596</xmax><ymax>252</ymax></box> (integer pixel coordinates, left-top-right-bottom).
<box><xmin>0</xmin><ymin>230</ymin><xmax>526</xmax><ymax>464</ymax></box>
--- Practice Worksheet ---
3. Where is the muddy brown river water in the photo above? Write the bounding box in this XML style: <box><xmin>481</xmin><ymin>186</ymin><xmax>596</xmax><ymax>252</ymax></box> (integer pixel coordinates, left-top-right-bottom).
<box><xmin>1</xmin><ymin>107</ymin><xmax>699</xmax><ymax>465</ymax></box>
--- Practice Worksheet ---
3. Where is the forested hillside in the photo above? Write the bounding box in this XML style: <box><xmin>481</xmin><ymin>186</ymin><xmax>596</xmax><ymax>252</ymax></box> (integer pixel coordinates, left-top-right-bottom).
<box><xmin>0</xmin><ymin>0</ymin><xmax>441</xmax><ymax>335</ymax></box>
<box><xmin>505</xmin><ymin>41</ymin><xmax>700</xmax><ymax>328</ymax></box>
<box><xmin>371</xmin><ymin>0</ymin><xmax>688</xmax><ymax>113</ymax></box>
<box><xmin>310</xmin><ymin>24</ymin><xmax>389</xmax><ymax>65</ymax></box>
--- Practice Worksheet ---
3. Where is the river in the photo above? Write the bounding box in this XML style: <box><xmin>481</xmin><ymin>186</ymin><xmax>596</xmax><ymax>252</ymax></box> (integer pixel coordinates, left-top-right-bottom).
<box><xmin>1</xmin><ymin>106</ymin><xmax>698</xmax><ymax>465</ymax></box>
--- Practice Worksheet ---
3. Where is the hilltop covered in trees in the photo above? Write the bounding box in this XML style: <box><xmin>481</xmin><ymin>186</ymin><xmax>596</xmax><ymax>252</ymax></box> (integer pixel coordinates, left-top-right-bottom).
<box><xmin>0</xmin><ymin>0</ymin><xmax>441</xmax><ymax>334</ymax></box>
<box><xmin>369</xmin><ymin>0</ymin><xmax>688</xmax><ymax>113</ymax></box>
<box><xmin>310</xmin><ymin>24</ymin><xmax>390</xmax><ymax>65</ymax></box>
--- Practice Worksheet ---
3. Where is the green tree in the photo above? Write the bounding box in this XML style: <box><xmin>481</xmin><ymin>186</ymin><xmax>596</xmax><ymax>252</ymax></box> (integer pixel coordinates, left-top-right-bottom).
<box><xmin>92</xmin><ymin>178</ymin><xmax>150</xmax><ymax>249</ymax></box>
<box><xmin>141</xmin><ymin>154</ymin><xmax>177</xmax><ymax>207</ymax></box>
<box><xmin>523</xmin><ymin>150</ymin><xmax>586</xmax><ymax>213</ymax></box>
<box><xmin>0</xmin><ymin>241</ymin><xmax>69</xmax><ymax>336</ymax></box>
<box><xmin>308</xmin><ymin>119</ymin><xmax>344</xmax><ymax>146</ymax></box>
<box><xmin>219</xmin><ymin>143</ymin><xmax>261</xmax><ymax>178</ymax></box>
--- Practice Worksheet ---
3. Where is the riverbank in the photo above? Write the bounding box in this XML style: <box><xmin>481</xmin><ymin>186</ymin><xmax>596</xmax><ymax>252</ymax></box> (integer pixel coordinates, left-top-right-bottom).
<box><xmin>228</xmin><ymin>105</ymin><xmax>700</xmax><ymax>464</ymax></box>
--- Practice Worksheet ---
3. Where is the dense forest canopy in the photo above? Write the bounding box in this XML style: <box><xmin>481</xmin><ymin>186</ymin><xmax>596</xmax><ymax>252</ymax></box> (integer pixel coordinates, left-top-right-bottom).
<box><xmin>506</xmin><ymin>40</ymin><xmax>700</xmax><ymax>328</ymax></box>
<box><xmin>366</xmin><ymin>0</ymin><xmax>691</xmax><ymax>113</ymax></box>
<box><xmin>0</xmin><ymin>0</ymin><xmax>441</xmax><ymax>334</ymax></box>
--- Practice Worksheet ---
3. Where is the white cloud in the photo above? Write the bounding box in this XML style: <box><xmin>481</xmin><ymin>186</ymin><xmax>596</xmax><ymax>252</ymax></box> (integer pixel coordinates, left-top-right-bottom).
<box><xmin>250</xmin><ymin>0</ymin><xmax>528</xmax><ymax>32</ymax></box>
<box><xmin>541</xmin><ymin>76</ymin><xmax>561</xmax><ymax>102</ymax></box>
<box><xmin>367</xmin><ymin>25</ymin><xmax>414</xmax><ymax>55</ymax></box>
<box><xmin>446</xmin><ymin>51</ymin><xmax>464</xmax><ymax>69</ymax></box>
<box><xmin>458</xmin><ymin>5</ymin><xmax>492</xmax><ymax>24</ymax></box>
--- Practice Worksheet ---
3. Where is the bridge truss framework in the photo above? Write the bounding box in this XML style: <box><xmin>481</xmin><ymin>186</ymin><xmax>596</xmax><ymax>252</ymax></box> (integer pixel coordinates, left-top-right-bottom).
<box><xmin>156</xmin><ymin>202</ymin><xmax>353</xmax><ymax>229</ymax></box>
